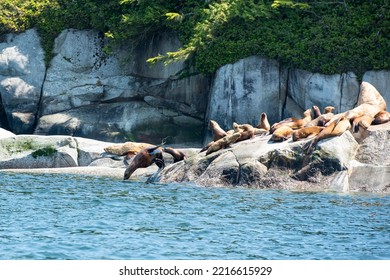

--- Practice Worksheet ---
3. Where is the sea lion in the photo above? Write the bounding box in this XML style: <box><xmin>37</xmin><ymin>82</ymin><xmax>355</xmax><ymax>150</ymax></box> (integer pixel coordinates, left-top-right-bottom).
<box><xmin>305</xmin><ymin>106</ymin><xmax>335</xmax><ymax>127</ymax></box>
<box><xmin>233</xmin><ymin>122</ymin><xmax>255</xmax><ymax>141</ymax></box>
<box><xmin>206</xmin><ymin>132</ymin><xmax>241</xmax><ymax>155</ymax></box>
<box><xmin>104</xmin><ymin>141</ymin><xmax>153</xmax><ymax>156</ymax></box>
<box><xmin>292</xmin><ymin>126</ymin><xmax>324</xmax><ymax>141</ymax></box>
<box><xmin>163</xmin><ymin>147</ymin><xmax>186</xmax><ymax>163</ymax></box>
<box><xmin>270</xmin><ymin>108</ymin><xmax>312</xmax><ymax>133</ymax></box>
<box><xmin>357</xmin><ymin>81</ymin><xmax>386</xmax><ymax>110</ymax></box>
<box><xmin>209</xmin><ymin>120</ymin><xmax>227</xmax><ymax>141</ymax></box>
<box><xmin>312</xmin><ymin>105</ymin><xmax>322</xmax><ymax>119</ymax></box>
<box><xmin>351</xmin><ymin>115</ymin><xmax>374</xmax><ymax>133</ymax></box>
<box><xmin>123</xmin><ymin>145</ymin><xmax>165</xmax><ymax>180</ymax></box>
<box><xmin>372</xmin><ymin>111</ymin><xmax>390</xmax><ymax>125</ymax></box>
<box><xmin>305</xmin><ymin>116</ymin><xmax>351</xmax><ymax>153</ymax></box>
<box><xmin>256</xmin><ymin>112</ymin><xmax>270</xmax><ymax>131</ymax></box>
<box><xmin>271</xmin><ymin>126</ymin><xmax>294</xmax><ymax>142</ymax></box>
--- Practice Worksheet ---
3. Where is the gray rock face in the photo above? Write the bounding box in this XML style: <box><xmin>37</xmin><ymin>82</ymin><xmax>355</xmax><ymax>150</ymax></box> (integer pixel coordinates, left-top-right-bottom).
<box><xmin>0</xmin><ymin>29</ymin><xmax>46</xmax><ymax>133</ymax></box>
<box><xmin>36</xmin><ymin>29</ymin><xmax>209</xmax><ymax>145</ymax></box>
<box><xmin>205</xmin><ymin>56</ymin><xmax>284</xmax><ymax>141</ymax></box>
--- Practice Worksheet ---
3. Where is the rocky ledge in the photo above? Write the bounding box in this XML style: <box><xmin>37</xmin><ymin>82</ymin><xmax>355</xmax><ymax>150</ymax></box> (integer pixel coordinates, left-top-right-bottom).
<box><xmin>154</xmin><ymin>122</ymin><xmax>390</xmax><ymax>193</ymax></box>
<box><xmin>1</xmin><ymin>123</ymin><xmax>389</xmax><ymax>193</ymax></box>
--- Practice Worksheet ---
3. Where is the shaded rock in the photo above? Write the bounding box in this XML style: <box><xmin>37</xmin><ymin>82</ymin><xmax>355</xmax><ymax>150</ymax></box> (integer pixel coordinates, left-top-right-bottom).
<box><xmin>355</xmin><ymin>122</ymin><xmax>390</xmax><ymax>166</ymax></box>
<box><xmin>0</xmin><ymin>29</ymin><xmax>45</xmax><ymax>133</ymax></box>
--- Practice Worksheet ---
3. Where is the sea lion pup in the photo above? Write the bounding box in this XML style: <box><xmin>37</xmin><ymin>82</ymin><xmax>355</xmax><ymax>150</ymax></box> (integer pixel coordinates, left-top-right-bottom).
<box><xmin>209</xmin><ymin>120</ymin><xmax>227</xmax><ymax>141</ymax></box>
<box><xmin>123</xmin><ymin>145</ymin><xmax>165</xmax><ymax>180</ymax></box>
<box><xmin>271</xmin><ymin>126</ymin><xmax>294</xmax><ymax>142</ymax></box>
<box><xmin>256</xmin><ymin>112</ymin><xmax>271</xmax><ymax>131</ymax></box>
<box><xmin>163</xmin><ymin>147</ymin><xmax>186</xmax><ymax>163</ymax></box>
<box><xmin>270</xmin><ymin>108</ymin><xmax>312</xmax><ymax>133</ymax></box>
<box><xmin>292</xmin><ymin>126</ymin><xmax>324</xmax><ymax>141</ymax></box>
<box><xmin>206</xmin><ymin>132</ymin><xmax>241</xmax><ymax>155</ymax></box>
<box><xmin>306</xmin><ymin>106</ymin><xmax>336</xmax><ymax>127</ymax></box>
<box><xmin>372</xmin><ymin>111</ymin><xmax>390</xmax><ymax>125</ymax></box>
<box><xmin>305</xmin><ymin>116</ymin><xmax>351</xmax><ymax>153</ymax></box>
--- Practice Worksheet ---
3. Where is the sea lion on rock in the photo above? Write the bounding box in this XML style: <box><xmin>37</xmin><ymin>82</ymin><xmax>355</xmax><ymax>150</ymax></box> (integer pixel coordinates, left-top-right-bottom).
<box><xmin>270</xmin><ymin>108</ymin><xmax>312</xmax><ymax>133</ymax></box>
<box><xmin>209</xmin><ymin>120</ymin><xmax>227</xmax><ymax>141</ymax></box>
<box><xmin>163</xmin><ymin>147</ymin><xmax>186</xmax><ymax>163</ymax></box>
<box><xmin>123</xmin><ymin>145</ymin><xmax>165</xmax><ymax>180</ymax></box>
<box><xmin>256</xmin><ymin>112</ymin><xmax>270</xmax><ymax>131</ymax></box>
<box><xmin>305</xmin><ymin>116</ymin><xmax>351</xmax><ymax>153</ymax></box>
<box><xmin>312</xmin><ymin>105</ymin><xmax>322</xmax><ymax>119</ymax></box>
<box><xmin>271</xmin><ymin>126</ymin><xmax>294</xmax><ymax>142</ymax></box>
<box><xmin>292</xmin><ymin>126</ymin><xmax>324</xmax><ymax>141</ymax></box>
<box><xmin>206</xmin><ymin>132</ymin><xmax>241</xmax><ymax>155</ymax></box>
<box><xmin>104</xmin><ymin>142</ymin><xmax>153</xmax><ymax>156</ymax></box>
<box><xmin>372</xmin><ymin>111</ymin><xmax>390</xmax><ymax>125</ymax></box>
<box><xmin>233</xmin><ymin>122</ymin><xmax>255</xmax><ymax>142</ymax></box>
<box><xmin>351</xmin><ymin>115</ymin><xmax>374</xmax><ymax>133</ymax></box>
<box><xmin>306</xmin><ymin>106</ymin><xmax>335</xmax><ymax>127</ymax></box>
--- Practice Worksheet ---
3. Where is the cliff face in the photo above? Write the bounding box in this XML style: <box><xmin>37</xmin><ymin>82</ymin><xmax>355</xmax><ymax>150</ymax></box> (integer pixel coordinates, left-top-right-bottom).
<box><xmin>0</xmin><ymin>28</ymin><xmax>389</xmax><ymax>147</ymax></box>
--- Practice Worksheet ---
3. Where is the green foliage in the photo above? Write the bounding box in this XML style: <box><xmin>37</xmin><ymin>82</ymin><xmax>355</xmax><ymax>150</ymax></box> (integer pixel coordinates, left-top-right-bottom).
<box><xmin>31</xmin><ymin>146</ymin><xmax>57</xmax><ymax>158</ymax></box>
<box><xmin>1</xmin><ymin>0</ymin><xmax>389</xmax><ymax>76</ymax></box>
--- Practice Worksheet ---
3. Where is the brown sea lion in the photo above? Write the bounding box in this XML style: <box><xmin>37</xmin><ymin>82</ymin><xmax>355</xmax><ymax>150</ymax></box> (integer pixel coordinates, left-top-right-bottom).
<box><xmin>312</xmin><ymin>105</ymin><xmax>322</xmax><ymax>119</ymax></box>
<box><xmin>271</xmin><ymin>126</ymin><xmax>294</xmax><ymax>142</ymax></box>
<box><xmin>305</xmin><ymin>116</ymin><xmax>351</xmax><ymax>153</ymax></box>
<box><xmin>210</xmin><ymin>120</ymin><xmax>227</xmax><ymax>141</ymax></box>
<box><xmin>104</xmin><ymin>141</ymin><xmax>153</xmax><ymax>156</ymax></box>
<box><xmin>292</xmin><ymin>126</ymin><xmax>324</xmax><ymax>141</ymax></box>
<box><xmin>351</xmin><ymin>115</ymin><xmax>374</xmax><ymax>133</ymax></box>
<box><xmin>123</xmin><ymin>145</ymin><xmax>165</xmax><ymax>180</ymax></box>
<box><xmin>206</xmin><ymin>132</ymin><xmax>241</xmax><ymax>155</ymax></box>
<box><xmin>372</xmin><ymin>111</ymin><xmax>390</xmax><ymax>125</ymax></box>
<box><xmin>163</xmin><ymin>147</ymin><xmax>186</xmax><ymax>163</ymax></box>
<box><xmin>270</xmin><ymin>108</ymin><xmax>312</xmax><ymax>133</ymax></box>
<box><xmin>256</xmin><ymin>112</ymin><xmax>270</xmax><ymax>131</ymax></box>
<box><xmin>306</xmin><ymin>106</ymin><xmax>335</xmax><ymax>127</ymax></box>
<box><xmin>232</xmin><ymin>122</ymin><xmax>255</xmax><ymax>141</ymax></box>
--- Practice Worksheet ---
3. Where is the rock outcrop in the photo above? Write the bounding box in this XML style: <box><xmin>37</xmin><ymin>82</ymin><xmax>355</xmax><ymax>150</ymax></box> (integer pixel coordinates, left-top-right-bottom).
<box><xmin>0</xmin><ymin>29</ymin><xmax>46</xmax><ymax>133</ymax></box>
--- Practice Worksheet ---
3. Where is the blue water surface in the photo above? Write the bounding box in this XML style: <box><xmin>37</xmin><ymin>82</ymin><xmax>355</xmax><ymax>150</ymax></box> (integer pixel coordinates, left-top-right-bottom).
<box><xmin>0</xmin><ymin>172</ymin><xmax>389</xmax><ymax>260</ymax></box>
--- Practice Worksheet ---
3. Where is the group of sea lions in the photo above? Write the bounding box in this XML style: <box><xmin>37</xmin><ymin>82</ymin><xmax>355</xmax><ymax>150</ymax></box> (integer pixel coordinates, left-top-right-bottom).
<box><xmin>105</xmin><ymin>82</ymin><xmax>389</xmax><ymax>180</ymax></box>
<box><xmin>201</xmin><ymin>81</ymin><xmax>390</xmax><ymax>154</ymax></box>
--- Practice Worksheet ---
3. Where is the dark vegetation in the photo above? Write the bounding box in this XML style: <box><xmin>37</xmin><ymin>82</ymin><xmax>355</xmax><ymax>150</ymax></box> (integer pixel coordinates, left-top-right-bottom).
<box><xmin>1</xmin><ymin>0</ymin><xmax>389</xmax><ymax>76</ymax></box>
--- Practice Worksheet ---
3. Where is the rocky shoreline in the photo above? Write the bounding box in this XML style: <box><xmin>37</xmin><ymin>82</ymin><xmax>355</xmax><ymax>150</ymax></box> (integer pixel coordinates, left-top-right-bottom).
<box><xmin>1</xmin><ymin>120</ymin><xmax>389</xmax><ymax>193</ymax></box>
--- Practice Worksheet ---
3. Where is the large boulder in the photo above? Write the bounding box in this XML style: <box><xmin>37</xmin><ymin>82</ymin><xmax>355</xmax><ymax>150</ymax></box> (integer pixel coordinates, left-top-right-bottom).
<box><xmin>0</xmin><ymin>29</ymin><xmax>46</xmax><ymax>133</ymax></box>
<box><xmin>157</xmin><ymin>131</ymin><xmax>364</xmax><ymax>191</ymax></box>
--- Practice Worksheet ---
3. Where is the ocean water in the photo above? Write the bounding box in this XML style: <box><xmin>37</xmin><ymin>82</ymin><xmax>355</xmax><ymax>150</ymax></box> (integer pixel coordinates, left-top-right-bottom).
<box><xmin>0</xmin><ymin>172</ymin><xmax>389</xmax><ymax>260</ymax></box>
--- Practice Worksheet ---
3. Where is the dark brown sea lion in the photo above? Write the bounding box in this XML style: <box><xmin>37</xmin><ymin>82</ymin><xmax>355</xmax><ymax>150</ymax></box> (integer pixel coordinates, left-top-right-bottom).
<box><xmin>206</xmin><ymin>132</ymin><xmax>241</xmax><ymax>155</ymax></box>
<box><xmin>270</xmin><ymin>108</ymin><xmax>312</xmax><ymax>133</ymax></box>
<box><xmin>312</xmin><ymin>105</ymin><xmax>322</xmax><ymax>119</ymax></box>
<box><xmin>256</xmin><ymin>112</ymin><xmax>270</xmax><ymax>131</ymax></box>
<box><xmin>271</xmin><ymin>126</ymin><xmax>294</xmax><ymax>142</ymax></box>
<box><xmin>292</xmin><ymin>126</ymin><xmax>324</xmax><ymax>141</ymax></box>
<box><xmin>305</xmin><ymin>106</ymin><xmax>336</xmax><ymax>127</ymax></box>
<box><xmin>305</xmin><ymin>116</ymin><xmax>351</xmax><ymax>153</ymax></box>
<box><xmin>163</xmin><ymin>147</ymin><xmax>186</xmax><ymax>163</ymax></box>
<box><xmin>123</xmin><ymin>146</ymin><xmax>165</xmax><ymax>180</ymax></box>
<box><xmin>372</xmin><ymin>111</ymin><xmax>390</xmax><ymax>125</ymax></box>
<box><xmin>210</xmin><ymin>120</ymin><xmax>227</xmax><ymax>141</ymax></box>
